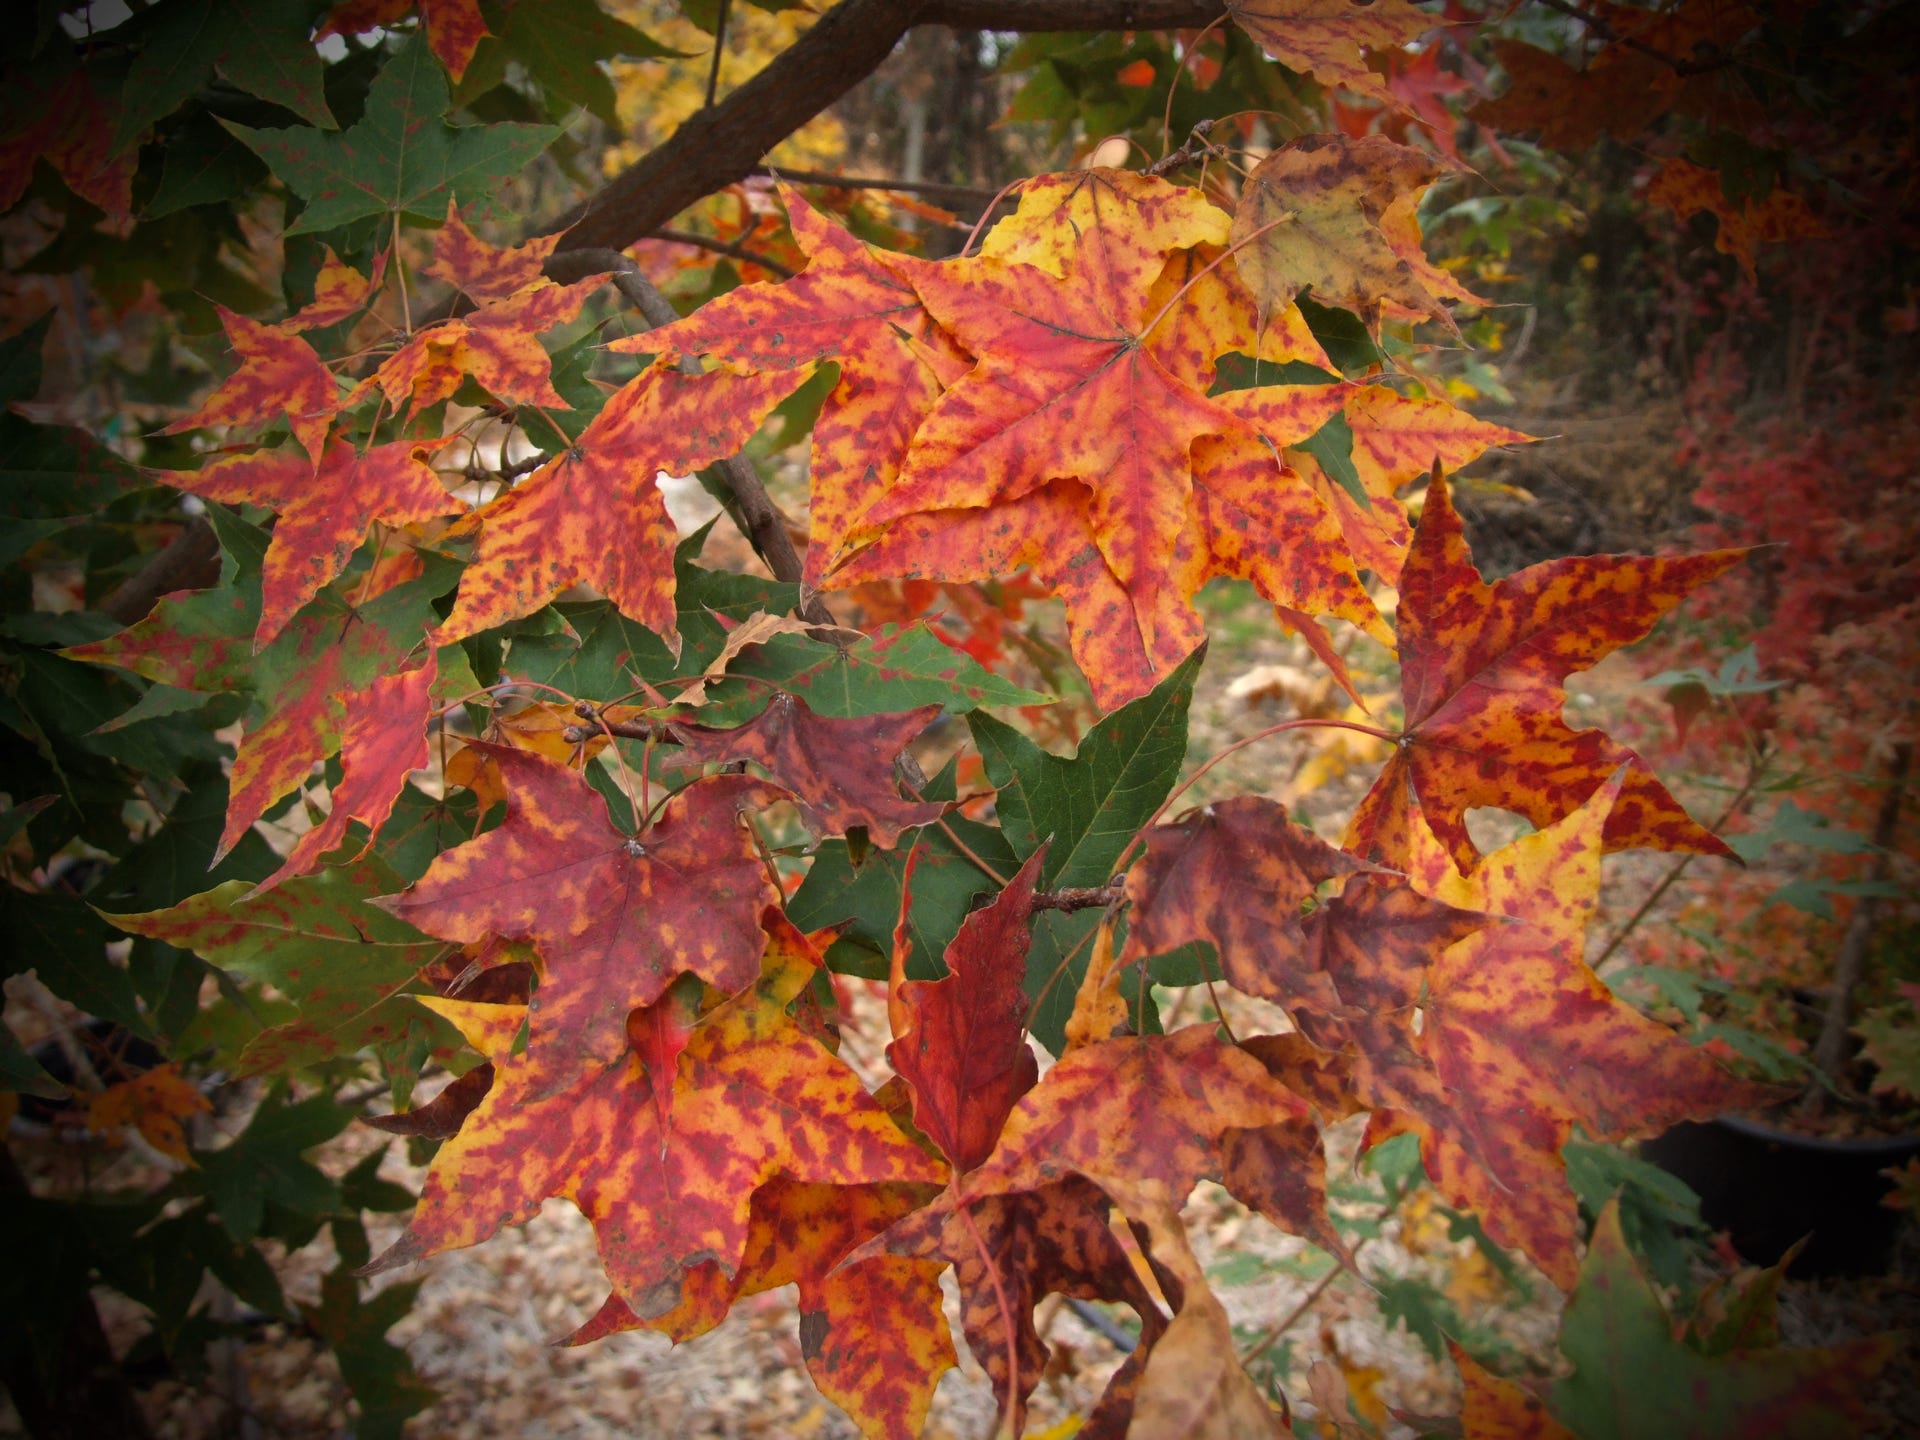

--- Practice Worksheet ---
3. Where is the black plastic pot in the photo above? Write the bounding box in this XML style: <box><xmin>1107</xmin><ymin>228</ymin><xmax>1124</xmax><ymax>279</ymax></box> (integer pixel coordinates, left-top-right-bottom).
<box><xmin>1639</xmin><ymin>1116</ymin><xmax>1920</xmax><ymax>1277</ymax></box>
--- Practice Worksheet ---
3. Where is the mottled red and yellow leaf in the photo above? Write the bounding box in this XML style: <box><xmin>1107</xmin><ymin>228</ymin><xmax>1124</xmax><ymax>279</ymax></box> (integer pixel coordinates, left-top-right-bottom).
<box><xmin>367</xmin><ymin>917</ymin><xmax>942</xmax><ymax>1322</ymax></box>
<box><xmin>381</xmin><ymin>744</ymin><xmax>783</xmax><ymax>1062</ymax></box>
<box><xmin>1347</xmin><ymin>472</ymin><xmax>1743</xmax><ymax>872</ymax></box>
<box><xmin>437</xmin><ymin>360</ymin><xmax>808</xmax><ymax>643</ymax></box>
<box><xmin>161</xmin><ymin>307</ymin><xmax>339</xmax><ymax>463</ymax></box>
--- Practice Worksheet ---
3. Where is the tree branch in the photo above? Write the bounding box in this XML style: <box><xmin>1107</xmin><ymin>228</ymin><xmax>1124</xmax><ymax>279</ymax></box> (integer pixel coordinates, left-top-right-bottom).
<box><xmin>652</xmin><ymin>227</ymin><xmax>796</xmax><ymax>279</ymax></box>
<box><xmin>550</xmin><ymin>0</ymin><xmax>1228</xmax><ymax>257</ymax></box>
<box><xmin>544</xmin><ymin>249</ymin><xmax>829</xmax><ymax>621</ymax></box>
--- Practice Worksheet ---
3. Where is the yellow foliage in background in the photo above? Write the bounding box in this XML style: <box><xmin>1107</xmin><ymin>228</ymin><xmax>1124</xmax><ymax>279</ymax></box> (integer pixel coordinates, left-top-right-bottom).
<box><xmin>603</xmin><ymin>2</ymin><xmax>848</xmax><ymax>177</ymax></box>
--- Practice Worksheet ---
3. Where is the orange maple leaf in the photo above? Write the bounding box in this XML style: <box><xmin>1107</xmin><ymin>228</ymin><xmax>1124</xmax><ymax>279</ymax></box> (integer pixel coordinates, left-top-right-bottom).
<box><xmin>285</xmin><ymin>245</ymin><xmax>390</xmax><ymax>332</ymax></box>
<box><xmin>358</xmin><ymin>274</ymin><xmax>606</xmax><ymax>419</ymax></box>
<box><xmin>381</xmin><ymin>744</ymin><xmax>787</xmax><ymax>1063</ymax></box>
<box><xmin>1226</xmin><ymin>0</ymin><xmax>1440</xmax><ymax>109</ymax></box>
<box><xmin>1231</xmin><ymin>133</ymin><xmax>1468</xmax><ymax>339</ymax></box>
<box><xmin>423</xmin><ymin>200</ymin><xmax>560</xmax><ymax>302</ymax></box>
<box><xmin>1377</xmin><ymin>776</ymin><xmax>1766</xmax><ymax>1287</ymax></box>
<box><xmin>435</xmin><ymin>360</ymin><xmax>808</xmax><ymax>644</ymax></box>
<box><xmin>1346</xmin><ymin>471</ymin><xmax>1744</xmax><ymax>873</ymax></box>
<box><xmin>1647</xmin><ymin>158</ymin><xmax>1826</xmax><ymax>283</ymax></box>
<box><xmin>160</xmin><ymin>307</ymin><xmax>340</xmax><ymax>464</ymax></box>
<box><xmin>367</xmin><ymin>917</ymin><xmax>943</xmax><ymax>1323</ymax></box>
<box><xmin>156</xmin><ymin>439</ymin><xmax>460</xmax><ymax>647</ymax></box>
<box><xmin>612</xmin><ymin>187</ymin><xmax>971</xmax><ymax>582</ymax></box>
<box><xmin>86</xmin><ymin>1064</ymin><xmax>210</xmax><ymax>1164</ymax></box>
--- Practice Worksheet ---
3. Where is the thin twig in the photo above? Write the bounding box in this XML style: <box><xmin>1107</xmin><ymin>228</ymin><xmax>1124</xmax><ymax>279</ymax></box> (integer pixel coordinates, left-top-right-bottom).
<box><xmin>1030</xmin><ymin>882</ymin><xmax>1124</xmax><ymax>912</ymax></box>
<box><xmin>652</xmin><ymin>227</ymin><xmax>796</xmax><ymax>279</ymax></box>
<box><xmin>752</xmin><ymin>165</ymin><xmax>1003</xmax><ymax>208</ymax></box>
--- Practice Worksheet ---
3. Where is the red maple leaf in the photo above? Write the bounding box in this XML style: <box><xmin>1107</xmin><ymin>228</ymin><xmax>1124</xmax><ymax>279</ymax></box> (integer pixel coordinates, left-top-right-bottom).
<box><xmin>886</xmin><ymin>847</ymin><xmax>1043</xmax><ymax>1173</ymax></box>
<box><xmin>1346</xmin><ymin>472</ymin><xmax>1744</xmax><ymax>872</ymax></box>
<box><xmin>381</xmin><ymin>744</ymin><xmax>786</xmax><ymax>1063</ymax></box>
<box><xmin>157</xmin><ymin>439</ymin><xmax>460</xmax><ymax>647</ymax></box>
<box><xmin>853</xmin><ymin>1176</ymin><xmax>1168</xmax><ymax>1436</ymax></box>
<box><xmin>160</xmin><ymin>307</ymin><xmax>340</xmax><ymax>464</ymax></box>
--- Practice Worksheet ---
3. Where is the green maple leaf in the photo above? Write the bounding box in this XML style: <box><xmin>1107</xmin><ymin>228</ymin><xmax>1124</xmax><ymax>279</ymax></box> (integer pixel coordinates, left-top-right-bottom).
<box><xmin>113</xmin><ymin>0</ymin><xmax>336</xmax><ymax>152</ymax></box>
<box><xmin>1549</xmin><ymin>1199</ymin><xmax>1896</xmax><ymax>1439</ymax></box>
<box><xmin>226</xmin><ymin>32</ymin><xmax>559</xmax><ymax>235</ymax></box>
<box><xmin>105</xmin><ymin>856</ymin><xmax>458</xmax><ymax>1081</ymax></box>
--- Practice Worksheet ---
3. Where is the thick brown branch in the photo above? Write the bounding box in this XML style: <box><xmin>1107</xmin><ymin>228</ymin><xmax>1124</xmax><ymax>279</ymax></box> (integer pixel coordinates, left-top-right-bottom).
<box><xmin>550</xmin><ymin>0</ymin><xmax>1227</xmax><ymax>257</ymax></box>
<box><xmin>103</xmin><ymin>516</ymin><xmax>221</xmax><ymax>624</ymax></box>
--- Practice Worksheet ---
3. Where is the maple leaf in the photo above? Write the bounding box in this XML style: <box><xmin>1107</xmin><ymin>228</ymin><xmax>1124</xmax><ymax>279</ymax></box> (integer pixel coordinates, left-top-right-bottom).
<box><xmin>1346</xmin><ymin>472</ymin><xmax>1744</xmax><ymax>873</ymax></box>
<box><xmin>861</xmin><ymin>229</ymin><xmax>1330</xmax><ymax>660</ymax></box>
<box><xmin>435</xmin><ymin>360</ymin><xmax>809</xmax><ymax>644</ymax></box>
<box><xmin>1122</xmin><ymin>795</ymin><xmax>1386</xmax><ymax>1023</ymax></box>
<box><xmin>963</xmin><ymin>1026</ymin><xmax>1309</xmax><ymax>1222</ymax></box>
<box><xmin>611</xmin><ymin>187</ymin><xmax>970</xmax><ymax>582</ymax></box>
<box><xmin>886</xmin><ymin>847</ymin><xmax>1043</xmax><ymax>1173</ymax></box>
<box><xmin>423</xmin><ymin>200</ymin><xmax>559</xmax><ymax>302</ymax></box>
<box><xmin>976</xmin><ymin>167</ymin><xmax>1230</xmax><ymax>307</ymax></box>
<box><xmin>1231</xmin><ymin>134</ymin><xmax>1460</xmax><ymax>339</ymax></box>
<box><xmin>112</xmin><ymin>0</ymin><xmax>337</xmax><ymax>151</ymax></box>
<box><xmin>1227</xmin><ymin>0</ymin><xmax>1439</xmax><ymax>108</ymax></box>
<box><xmin>367</xmin><ymin>916</ymin><xmax>943</xmax><ymax>1322</ymax></box>
<box><xmin>159</xmin><ymin>308</ymin><xmax>339</xmax><ymax>464</ymax></box>
<box><xmin>1126</xmin><ymin>1195</ymin><xmax>1291</xmax><ymax>1439</ymax></box>
<box><xmin>1647</xmin><ymin>158</ymin><xmax>1826</xmax><ymax>283</ymax></box>
<box><xmin>64</xmin><ymin>520</ymin><xmax>458</xmax><ymax>861</ymax></box>
<box><xmin>570</xmin><ymin>1178</ymin><xmax>954</xmax><ymax>1440</ymax></box>
<box><xmin>108</xmin><ymin>856</ymin><xmax>452</xmax><ymax>1081</ymax></box>
<box><xmin>381</xmin><ymin>743</ymin><xmax>784</xmax><ymax>1063</ymax></box>
<box><xmin>0</xmin><ymin>65</ymin><xmax>138</xmax><ymax>223</ymax></box>
<box><xmin>226</xmin><ymin>32</ymin><xmax>557</xmax><ymax>235</ymax></box>
<box><xmin>365</xmin><ymin>1063</ymin><xmax>494</xmax><ymax>1140</ymax></box>
<box><xmin>85</xmin><ymin>1063</ymin><xmax>210</xmax><ymax>1164</ymax></box>
<box><xmin>1539</xmin><ymin>1199</ymin><xmax>1897</xmax><ymax>1439</ymax></box>
<box><xmin>1377</xmin><ymin>776</ymin><xmax>1766</xmax><ymax>1287</ymax></box>
<box><xmin>357</xmin><ymin>274</ymin><xmax>606</xmax><ymax>419</ymax></box>
<box><xmin>853</xmin><ymin>1176</ymin><xmax>1169</xmax><ymax>1436</ymax></box>
<box><xmin>1142</xmin><ymin>242</ymin><xmax>1333</xmax><ymax>389</ymax></box>
<box><xmin>1293</xmin><ymin>385</ymin><xmax>1532</xmax><ymax>585</ymax></box>
<box><xmin>253</xmin><ymin>654</ymin><xmax>437</xmax><ymax>895</ymax></box>
<box><xmin>320</xmin><ymin>0</ymin><xmax>491</xmax><ymax>81</ymax></box>
<box><xmin>1454</xmin><ymin>1345</ymin><xmax>1577</xmax><ymax>1440</ymax></box>
<box><xmin>665</xmin><ymin>693</ymin><xmax>943</xmax><ymax>846</ymax></box>
<box><xmin>286</xmin><ymin>246</ymin><xmax>391</xmax><ymax>332</ymax></box>
<box><xmin>155</xmin><ymin>439</ymin><xmax>460</xmax><ymax>647</ymax></box>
